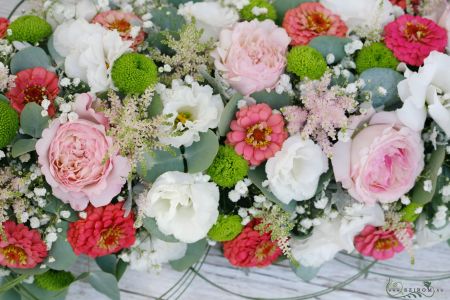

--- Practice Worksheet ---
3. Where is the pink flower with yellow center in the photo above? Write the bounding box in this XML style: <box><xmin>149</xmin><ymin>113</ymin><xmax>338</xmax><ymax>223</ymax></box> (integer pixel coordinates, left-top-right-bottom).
<box><xmin>226</xmin><ymin>103</ymin><xmax>287</xmax><ymax>166</ymax></box>
<box><xmin>282</xmin><ymin>2</ymin><xmax>348</xmax><ymax>46</ymax></box>
<box><xmin>92</xmin><ymin>10</ymin><xmax>145</xmax><ymax>49</ymax></box>
<box><xmin>0</xmin><ymin>221</ymin><xmax>48</xmax><ymax>269</ymax></box>
<box><xmin>384</xmin><ymin>15</ymin><xmax>447</xmax><ymax>66</ymax></box>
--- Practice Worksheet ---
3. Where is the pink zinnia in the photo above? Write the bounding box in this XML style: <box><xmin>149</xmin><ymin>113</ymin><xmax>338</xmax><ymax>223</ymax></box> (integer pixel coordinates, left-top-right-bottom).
<box><xmin>0</xmin><ymin>221</ymin><xmax>48</xmax><ymax>269</ymax></box>
<box><xmin>92</xmin><ymin>10</ymin><xmax>145</xmax><ymax>49</ymax></box>
<box><xmin>6</xmin><ymin>67</ymin><xmax>59</xmax><ymax>116</ymax></box>
<box><xmin>384</xmin><ymin>15</ymin><xmax>447</xmax><ymax>66</ymax></box>
<box><xmin>282</xmin><ymin>2</ymin><xmax>347</xmax><ymax>46</ymax></box>
<box><xmin>226</xmin><ymin>103</ymin><xmax>287</xmax><ymax>166</ymax></box>
<box><xmin>0</xmin><ymin>17</ymin><xmax>9</xmax><ymax>39</ymax></box>
<box><xmin>354</xmin><ymin>225</ymin><xmax>413</xmax><ymax>260</ymax></box>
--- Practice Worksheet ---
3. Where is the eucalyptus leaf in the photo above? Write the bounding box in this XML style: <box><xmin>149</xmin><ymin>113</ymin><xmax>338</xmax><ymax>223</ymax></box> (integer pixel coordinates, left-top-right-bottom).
<box><xmin>95</xmin><ymin>255</ymin><xmax>117</xmax><ymax>277</ymax></box>
<box><xmin>217</xmin><ymin>93</ymin><xmax>242</xmax><ymax>136</ymax></box>
<box><xmin>10</xmin><ymin>47</ymin><xmax>52</xmax><ymax>74</ymax></box>
<box><xmin>137</xmin><ymin>147</ymin><xmax>184</xmax><ymax>182</ymax></box>
<box><xmin>87</xmin><ymin>271</ymin><xmax>120</xmax><ymax>300</ymax></box>
<box><xmin>43</xmin><ymin>196</ymin><xmax>78</xmax><ymax>222</ymax></box>
<box><xmin>291</xmin><ymin>263</ymin><xmax>321</xmax><ymax>282</ymax></box>
<box><xmin>184</xmin><ymin>130</ymin><xmax>219</xmax><ymax>173</ymax></box>
<box><xmin>116</xmin><ymin>259</ymin><xmax>128</xmax><ymax>281</ymax></box>
<box><xmin>168</xmin><ymin>0</ymin><xmax>202</xmax><ymax>6</ymax></box>
<box><xmin>251</xmin><ymin>90</ymin><xmax>292</xmax><ymax>110</ymax></box>
<box><xmin>273</xmin><ymin>0</ymin><xmax>317</xmax><ymax>23</ymax></box>
<box><xmin>151</xmin><ymin>7</ymin><xmax>186</xmax><ymax>32</ymax></box>
<box><xmin>0</xmin><ymin>287</ymin><xmax>21</xmax><ymax>300</ymax></box>
<box><xmin>47</xmin><ymin>221</ymin><xmax>78</xmax><ymax>271</ymax></box>
<box><xmin>20</xmin><ymin>103</ymin><xmax>50</xmax><ymax>138</ymax></box>
<box><xmin>11</xmin><ymin>266</ymin><xmax>48</xmax><ymax>276</ymax></box>
<box><xmin>47</xmin><ymin>35</ymin><xmax>64</xmax><ymax>67</ymax></box>
<box><xmin>0</xmin><ymin>94</ymin><xmax>8</xmax><ymax>103</ymax></box>
<box><xmin>148</xmin><ymin>93</ymin><xmax>163</xmax><ymax>117</ymax></box>
<box><xmin>199</xmin><ymin>69</ymin><xmax>229</xmax><ymax>100</ymax></box>
<box><xmin>247</xmin><ymin>165</ymin><xmax>296</xmax><ymax>212</ymax></box>
<box><xmin>142</xmin><ymin>217</ymin><xmax>179</xmax><ymax>243</ymax></box>
<box><xmin>11</xmin><ymin>138</ymin><xmax>37</xmax><ymax>158</ymax></box>
<box><xmin>169</xmin><ymin>239</ymin><xmax>208</xmax><ymax>271</ymax></box>
<box><xmin>309</xmin><ymin>36</ymin><xmax>352</xmax><ymax>64</ymax></box>
<box><xmin>20</xmin><ymin>282</ymin><xmax>68</xmax><ymax>300</ymax></box>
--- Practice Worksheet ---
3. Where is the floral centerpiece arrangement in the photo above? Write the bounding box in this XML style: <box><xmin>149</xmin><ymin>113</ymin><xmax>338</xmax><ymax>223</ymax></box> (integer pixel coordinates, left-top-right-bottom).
<box><xmin>0</xmin><ymin>0</ymin><xmax>449</xmax><ymax>298</ymax></box>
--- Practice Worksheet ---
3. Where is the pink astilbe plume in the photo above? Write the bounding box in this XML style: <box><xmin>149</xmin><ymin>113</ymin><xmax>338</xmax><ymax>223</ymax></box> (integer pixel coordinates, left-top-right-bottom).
<box><xmin>298</xmin><ymin>73</ymin><xmax>356</xmax><ymax>156</ymax></box>
<box><xmin>281</xmin><ymin>106</ymin><xmax>307</xmax><ymax>136</ymax></box>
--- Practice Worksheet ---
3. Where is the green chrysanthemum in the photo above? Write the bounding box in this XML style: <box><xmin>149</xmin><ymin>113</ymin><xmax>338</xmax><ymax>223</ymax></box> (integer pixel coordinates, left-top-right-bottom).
<box><xmin>7</xmin><ymin>15</ymin><xmax>52</xmax><ymax>44</ymax></box>
<box><xmin>0</xmin><ymin>101</ymin><xmax>19</xmax><ymax>149</ymax></box>
<box><xmin>287</xmin><ymin>46</ymin><xmax>327</xmax><ymax>80</ymax></box>
<box><xmin>355</xmin><ymin>42</ymin><xmax>399</xmax><ymax>74</ymax></box>
<box><xmin>35</xmin><ymin>270</ymin><xmax>75</xmax><ymax>291</ymax></box>
<box><xmin>240</xmin><ymin>0</ymin><xmax>277</xmax><ymax>21</ymax></box>
<box><xmin>208</xmin><ymin>215</ymin><xmax>243</xmax><ymax>242</ymax></box>
<box><xmin>111</xmin><ymin>53</ymin><xmax>158</xmax><ymax>95</ymax></box>
<box><xmin>401</xmin><ymin>202</ymin><xmax>423</xmax><ymax>223</ymax></box>
<box><xmin>207</xmin><ymin>146</ymin><xmax>249</xmax><ymax>188</ymax></box>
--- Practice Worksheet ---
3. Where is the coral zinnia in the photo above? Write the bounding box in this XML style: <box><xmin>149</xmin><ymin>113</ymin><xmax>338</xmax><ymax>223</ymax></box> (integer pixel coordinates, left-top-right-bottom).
<box><xmin>354</xmin><ymin>224</ymin><xmax>413</xmax><ymax>260</ymax></box>
<box><xmin>0</xmin><ymin>17</ymin><xmax>9</xmax><ymax>39</ymax></box>
<box><xmin>6</xmin><ymin>67</ymin><xmax>59</xmax><ymax>116</ymax></box>
<box><xmin>226</xmin><ymin>103</ymin><xmax>287</xmax><ymax>166</ymax></box>
<box><xmin>0</xmin><ymin>221</ymin><xmax>48</xmax><ymax>269</ymax></box>
<box><xmin>92</xmin><ymin>10</ymin><xmax>145</xmax><ymax>49</ymax></box>
<box><xmin>223</xmin><ymin>219</ymin><xmax>282</xmax><ymax>268</ymax></box>
<box><xmin>282</xmin><ymin>2</ymin><xmax>347</xmax><ymax>46</ymax></box>
<box><xmin>384</xmin><ymin>15</ymin><xmax>447</xmax><ymax>66</ymax></box>
<box><xmin>67</xmin><ymin>203</ymin><xmax>136</xmax><ymax>258</ymax></box>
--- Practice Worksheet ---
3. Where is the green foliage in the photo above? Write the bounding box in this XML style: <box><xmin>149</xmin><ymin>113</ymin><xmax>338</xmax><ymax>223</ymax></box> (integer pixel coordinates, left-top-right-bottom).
<box><xmin>184</xmin><ymin>130</ymin><xmax>219</xmax><ymax>173</ymax></box>
<box><xmin>20</xmin><ymin>102</ymin><xmax>50</xmax><ymax>138</ymax></box>
<box><xmin>251</xmin><ymin>90</ymin><xmax>293</xmax><ymax>110</ymax></box>
<box><xmin>287</xmin><ymin>46</ymin><xmax>327</xmax><ymax>80</ymax></box>
<box><xmin>217</xmin><ymin>93</ymin><xmax>242</xmax><ymax>136</ymax></box>
<box><xmin>207</xmin><ymin>146</ymin><xmax>249</xmax><ymax>188</ymax></box>
<box><xmin>111</xmin><ymin>53</ymin><xmax>158</xmax><ymax>95</ymax></box>
<box><xmin>96</xmin><ymin>255</ymin><xmax>129</xmax><ymax>281</ymax></box>
<box><xmin>273</xmin><ymin>0</ymin><xmax>317</xmax><ymax>23</ymax></box>
<box><xmin>0</xmin><ymin>101</ymin><xmax>19</xmax><ymax>149</ymax></box>
<box><xmin>35</xmin><ymin>270</ymin><xmax>75</xmax><ymax>291</ymax></box>
<box><xmin>150</xmin><ymin>6</ymin><xmax>186</xmax><ymax>32</ymax></box>
<box><xmin>240</xmin><ymin>0</ymin><xmax>277</xmax><ymax>21</ymax></box>
<box><xmin>7</xmin><ymin>15</ymin><xmax>52</xmax><ymax>43</ymax></box>
<box><xmin>142</xmin><ymin>217</ymin><xmax>179</xmax><ymax>242</ymax></box>
<box><xmin>355</xmin><ymin>42</ymin><xmax>399</xmax><ymax>74</ymax></box>
<box><xmin>11</xmin><ymin>138</ymin><xmax>36</xmax><ymax>158</ymax></box>
<box><xmin>169</xmin><ymin>239</ymin><xmax>208</xmax><ymax>271</ymax></box>
<box><xmin>290</xmin><ymin>263</ymin><xmax>321</xmax><ymax>282</ymax></box>
<box><xmin>309</xmin><ymin>36</ymin><xmax>352</xmax><ymax>64</ymax></box>
<box><xmin>47</xmin><ymin>221</ymin><xmax>78</xmax><ymax>270</ymax></box>
<box><xmin>10</xmin><ymin>46</ymin><xmax>52</xmax><ymax>74</ymax></box>
<box><xmin>208</xmin><ymin>214</ymin><xmax>243</xmax><ymax>242</ymax></box>
<box><xmin>87</xmin><ymin>271</ymin><xmax>120</xmax><ymax>300</ymax></box>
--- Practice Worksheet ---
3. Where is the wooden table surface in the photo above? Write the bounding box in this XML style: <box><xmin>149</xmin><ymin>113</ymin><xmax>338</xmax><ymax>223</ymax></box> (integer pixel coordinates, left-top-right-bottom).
<box><xmin>2</xmin><ymin>1</ymin><xmax>450</xmax><ymax>299</ymax></box>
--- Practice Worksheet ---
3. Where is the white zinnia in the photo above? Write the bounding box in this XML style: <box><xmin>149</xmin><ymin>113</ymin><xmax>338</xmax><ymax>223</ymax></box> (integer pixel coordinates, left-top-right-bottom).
<box><xmin>53</xmin><ymin>19</ymin><xmax>131</xmax><ymax>93</ymax></box>
<box><xmin>178</xmin><ymin>1</ymin><xmax>239</xmax><ymax>42</ymax></box>
<box><xmin>291</xmin><ymin>204</ymin><xmax>384</xmax><ymax>267</ymax></box>
<box><xmin>45</xmin><ymin>0</ymin><xmax>98</xmax><ymax>28</ymax></box>
<box><xmin>396</xmin><ymin>51</ymin><xmax>450</xmax><ymax>136</ymax></box>
<box><xmin>266</xmin><ymin>136</ymin><xmax>328</xmax><ymax>204</ymax></box>
<box><xmin>144</xmin><ymin>172</ymin><xmax>220</xmax><ymax>243</ymax></box>
<box><xmin>159</xmin><ymin>81</ymin><xmax>224</xmax><ymax>147</ymax></box>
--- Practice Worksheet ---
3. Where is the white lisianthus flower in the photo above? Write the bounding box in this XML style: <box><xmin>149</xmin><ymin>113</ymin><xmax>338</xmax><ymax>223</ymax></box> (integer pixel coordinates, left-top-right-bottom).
<box><xmin>53</xmin><ymin>19</ymin><xmax>131</xmax><ymax>93</ymax></box>
<box><xmin>178</xmin><ymin>1</ymin><xmax>239</xmax><ymax>42</ymax></box>
<box><xmin>145</xmin><ymin>172</ymin><xmax>220</xmax><ymax>243</ymax></box>
<box><xmin>320</xmin><ymin>0</ymin><xmax>397</xmax><ymax>31</ymax></box>
<box><xmin>396</xmin><ymin>51</ymin><xmax>450</xmax><ymax>136</ymax></box>
<box><xmin>291</xmin><ymin>204</ymin><xmax>384</xmax><ymax>267</ymax></box>
<box><xmin>414</xmin><ymin>216</ymin><xmax>450</xmax><ymax>249</ymax></box>
<box><xmin>266</xmin><ymin>136</ymin><xmax>328</xmax><ymax>204</ymax></box>
<box><xmin>128</xmin><ymin>236</ymin><xmax>187</xmax><ymax>272</ymax></box>
<box><xmin>46</xmin><ymin>0</ymin><xmax>98</xmax><ymax>28</ymax></box>
<box><xmin>159</xmin><ymin>81</ymin><xmax>224</xmax><ymax>147</ymax></box>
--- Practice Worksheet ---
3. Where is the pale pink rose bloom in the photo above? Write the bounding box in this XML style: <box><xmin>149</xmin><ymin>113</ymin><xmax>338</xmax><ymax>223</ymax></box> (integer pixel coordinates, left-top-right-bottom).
<box><xmin>36</xmin><ymin>93</ymin><xmax>131</xmax><ymax>211</ymax></box>
<box><xmin>332</xmin><ymin>111</ymin><xmax>424</xmax><ymax>205</ymax></box>
<box><xmin>211</xmin><ymin>20</ymin><xmax>291</xmax><ymax>96</ymax></box>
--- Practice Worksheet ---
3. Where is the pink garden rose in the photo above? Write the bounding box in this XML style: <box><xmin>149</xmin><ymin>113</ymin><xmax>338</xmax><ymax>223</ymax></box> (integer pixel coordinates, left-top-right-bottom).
<box><xmin>332</xmin><ymin>111</ymin><xmax>424</xmax><ymax>205</ymax></box>
<box><xmin>211</xmin><ymin>20</ymin><xmax>290</xmax><ymax>96</ymax></box>
<box><xmin>36</xmin><ymin>93</ymin><xmax>131</xmax><ymax>211</ymax></box>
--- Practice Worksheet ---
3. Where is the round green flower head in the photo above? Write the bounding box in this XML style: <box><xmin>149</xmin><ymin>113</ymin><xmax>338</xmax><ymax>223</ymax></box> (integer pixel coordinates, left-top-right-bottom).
<box><xmin>207</xmin><ymin>145</ymin><xmax>249</xmax><ymax>188</ymax></box>
<box><xmin>355</xmin><ymin>42</ymin><xmax>399</xmax><ymax>74</ymax></box>
<box><xmin>401</xmin><ymin>202</ymin><xmax>423</xmax><ymax>223</ymax></box>
<box><xmin>208</xmin><ymin>215</ymin><xmax>243</xmax><ymax>242</ymax></box>
<box><xmin>240</xmin><ymin>0</ymin><xmax>277</xmax><ymax>21</ymax></box>
<box><xmin>0</xmin><ymin>101</ymin><xmax>19</xmax><ymax>149</ymax></box>
<box><xmin>111</xmin><ymin>53</ymin><xmax>158</xmax><ymax>95</ymax></box>
<box><xmin>287</xmin><ymin>46</ymin><xmax>327</xmax><ymax>80</ymax></box>
<box><xmin>35</xmin><ymin>270</ymin><xmax>75</xmax><ymax>291</ymax></box>
<box><xmin>7</xmin><ymin>15</ymin><xmax>52</xmax><ymax>44</ymax></box>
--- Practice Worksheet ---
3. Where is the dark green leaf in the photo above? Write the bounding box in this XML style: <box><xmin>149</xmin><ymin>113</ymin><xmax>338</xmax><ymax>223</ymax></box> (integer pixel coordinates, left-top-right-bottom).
<box><xmin>137</xmin><ymin>147</ymin><xmax>184</xmax><ymax>182</ymax></box>
<box><xmin>10</xmin><ymin>47</ymin><xmax>52</xmax><ymax>74</ymax></box>
<box><xmin>251</xmin><ymin>90</ymin><xmax>293</xmax><ymax>110</ymax></box>
<box><xmin>217</xmin><ymin>93</ymin><xmax>242</xmax><ymax>136</ymax></box>
<box><xmin>20</xmin><ymin>282</ymin><xmax>68</xmax><ymax>300</ymax></box>
<box><xmin>95</xmin><ymin>255</ymin><xmax>117</xmax><ymax>277</ymax></box>
<box><xmin>11</xmin><ymin>138</ymin><xmax>37</xmax><ymax>158</ymax></box>
<box><xmin>115</xmin><ymin>259</ymin><xmax>128</xmax><ymax>281</ymax></box>
<box><xmin>142</xmin><ymin>217</ymin><xmax>179</xmax><ymax>243</ymax></box>
<box><xmin>87</xmin><ymin>271</ymin><xmax>120</xmax><ymax>300</ymax></box>
<box><xmin>10</xmin><ymin>266</ymin><xmax>48</xmax><ymax>276</ymax></box>
<box><xmin>291</xmin><ymin>263</ymin><xmax>321</xmax><ymax>282</ymax></box>
<box><xmin>20</xmin><ymin>103</ymin><xmax>50</xmax><ymax>138</ymax></box>
<box><xmin>0</xmin><ymin>287</ymin><xmax>21</xmax><ymax>300</ymax></box>
<box><xmin>184</xmin><ymin>130</ymin><xmax>219</xmax><ymax>173</ymax></box>
<box><xmin>199</xmin><ymin>69</ymin><xmax>230</xmax><ymax>100</ymax></box>
<box><xmin>247</xmin><ymin>165</ymin><xmax>297</xmax><ymax>212</ymax></box>
<box><xmin>47</xmin><ymin>221</ymin><xmax>78</xmax><ymax>271</ymax></box>
<box><xmin>169</xmin><ymin>239</ymin><xmax>207</xmax><ymax>271</ymax></box>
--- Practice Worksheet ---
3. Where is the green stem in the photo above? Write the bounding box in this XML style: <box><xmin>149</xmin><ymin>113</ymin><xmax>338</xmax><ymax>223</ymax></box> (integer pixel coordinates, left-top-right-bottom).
<box><xmin>0</xmin><ymin>274</ymin><xmax>28</xmax><ymax>293</ymax></box>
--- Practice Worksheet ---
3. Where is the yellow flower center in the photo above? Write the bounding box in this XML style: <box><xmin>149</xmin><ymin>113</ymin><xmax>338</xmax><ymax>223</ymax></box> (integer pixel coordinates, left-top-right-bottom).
<box><xmin>1</xmin><ymin>245</ymin><xmax>28</xmax><ymax>266</ymax></box>
<box><xmin>109</xmin><ymin>19</ymin><xmax>131</xmax><ymax>33</ymax></box>
<box><xmin>97</xmin><ymin>227</ymin><xmax>122</xmax><ymax>250</ymax></box>
<box><xmin>306</xmin><ymin>12</ymin><xmax>331</xmax><ymax>33</ymax></box>
<box><xmin>374</xmin><ymin>238</ymin><xmax>398</xmax><ymax>251</ymax></box>
<box><xmin>176</xmin><ymin>112</ymin><xmax>192</xmax><ymax>125</ymax></box>
<box><xmin>255</xmin><ymin>241</ymin><xmax>277</xmax><ymax>262</ymax></box>
<box><xmin>245</xmin><ymin>123</ymin><xmax>272</xmax><ymax>148</ymax></box>
<box><xmin>404</xmin><ymin>22</ymin><xmax>429</xmax><ymax>42</ymax></box>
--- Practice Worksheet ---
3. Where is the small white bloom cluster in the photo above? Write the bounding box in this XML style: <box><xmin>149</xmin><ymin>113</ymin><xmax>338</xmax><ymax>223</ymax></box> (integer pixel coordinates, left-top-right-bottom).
<box><xmin>423</xmin><ymin>180</ymin><xmax>433</xmax><ymax>193</ymax></box>
<box><xmin>228</xmin><ymin>179</ymin><xmax>252</xmax><ymax>202</ymax></box>
<box><xmin>275</xmin><ymin>74</ymin><xmax>293</xmax><ymax>95</ymax></box>
<box><xmin>158</xmin><ymin>64</ymin><xmax>172</xmax><ymax>73</ymax></box>
<box><xmin>0</xmin><ymin>62</ymin><xmax>14</xmax><ymax>91</ymax></box>
<box><xmin>237</xmin><ymin>194</ymin><xmax>272</xmax><ymax>225</ymax></box>
<box><xmin>251</xmin><ymin>6</ymin><xmax>268</xmax><ymax>16</ymax></box>
<box><xmin>45</xmin><ymin>226</ymin><xmax>58</xmax><ymax>249</ymax></box>
<box><xmin>223</xmin><ymin>0</ymin><xmax>250</xmax><ymax>10</ymax></box>
<box><xmin>432</xmin><ymin>205</ymin><xmax>449</xmax><ymax>228</ymax></box>
<box><xmin>0</xmin><ymin>39</ymin><xmax>13</xmax><ymax>58</ymax></box>
<box><xmin>344</xmin><ymin>39</ymin><xmax>363</xmax><ymax>55</ymax></box>
<box><xmin>58</xmin><ymin>101</ymin><xmax>78</xmax><ymax>124</ymax></box>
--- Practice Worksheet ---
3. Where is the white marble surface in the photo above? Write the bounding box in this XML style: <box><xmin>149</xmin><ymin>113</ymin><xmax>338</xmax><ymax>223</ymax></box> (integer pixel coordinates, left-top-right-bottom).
<box><xmin>1</xmin><ymin>1</ymin><xmax>450</xmax><ymax>299</ymax></box>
